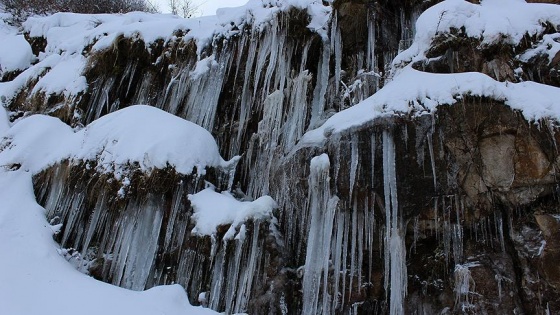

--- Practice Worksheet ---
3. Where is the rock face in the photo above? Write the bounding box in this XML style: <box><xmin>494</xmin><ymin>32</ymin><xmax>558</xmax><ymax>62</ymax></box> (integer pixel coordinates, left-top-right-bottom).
<box><xmin>3</xmin><ymin>0</ymin><xmax>560</xmax><ymax>314</ymax></box>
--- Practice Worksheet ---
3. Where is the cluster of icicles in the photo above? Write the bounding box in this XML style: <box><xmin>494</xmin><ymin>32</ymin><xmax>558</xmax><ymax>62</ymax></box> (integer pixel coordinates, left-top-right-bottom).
<box><xmin>28</xmin><ymin>3</ymin><xmax>518</xmax><ymax>314</ymax></box>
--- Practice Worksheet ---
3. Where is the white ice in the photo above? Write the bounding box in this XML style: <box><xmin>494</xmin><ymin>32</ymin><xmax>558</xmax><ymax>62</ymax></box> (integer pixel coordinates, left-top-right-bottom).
<box><xmin>188</xmin><ymin>186</ymin><xmax>277</xmax><ymax>236</ymax></box>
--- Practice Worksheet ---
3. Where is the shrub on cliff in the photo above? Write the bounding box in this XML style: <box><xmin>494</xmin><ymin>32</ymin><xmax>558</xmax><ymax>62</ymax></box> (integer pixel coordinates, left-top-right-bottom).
<box><xmin>1</xmin><ymin>0</ymin><xmax>158</xmax><ymax>23</ymax></box>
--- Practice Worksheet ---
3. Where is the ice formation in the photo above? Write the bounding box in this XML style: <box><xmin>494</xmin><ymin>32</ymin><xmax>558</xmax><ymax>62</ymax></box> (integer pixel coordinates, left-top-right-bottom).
<box><xmin>1</xmin><ymin>0</ymin><xmax>560</xmax><ymax>314</ymax></box>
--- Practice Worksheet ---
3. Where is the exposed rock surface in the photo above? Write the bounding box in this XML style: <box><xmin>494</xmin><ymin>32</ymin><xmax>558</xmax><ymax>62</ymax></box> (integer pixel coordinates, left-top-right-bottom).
<box><xmin>1</xmin><ymin>0</ymin><xmax>560</xmax><ymax>314</ymax></box>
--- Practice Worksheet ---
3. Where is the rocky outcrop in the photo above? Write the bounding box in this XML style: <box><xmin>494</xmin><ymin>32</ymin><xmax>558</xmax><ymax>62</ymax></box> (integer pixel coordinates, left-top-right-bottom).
<box><xmin>2</xmin><ymin>0</ymin><xmax>560</xmax><ymax>314</ymax></box>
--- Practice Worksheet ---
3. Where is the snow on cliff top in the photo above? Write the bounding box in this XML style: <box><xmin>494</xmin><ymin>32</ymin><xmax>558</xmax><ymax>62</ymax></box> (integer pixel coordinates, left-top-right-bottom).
<box><xmin>303</xmin><ymin>0</ymin><xmax>560</xmax><ymax>146</ymax></box>
<box><xmin>0</xmin><ymin>105</ymin><xmax>234</xmax><ymax>175</ymax></box>
<box><xmin>0</xmin><ymin>0</ymin><xmax>331</xmax><ymax>102</ymax></box>
<box><xmin>395</xmin><ymin>0</ymin><xmax>560</xmax><ymax>65</ymax></box>
<box><xmin>302</xmin><ymin>68</ymin><xmax>560</xmax><ymax>145</ymax></box>
<box><xmin>23</xmin><ymin>0</ymin><xmax>331</xmax><ymax>55</ymax></box>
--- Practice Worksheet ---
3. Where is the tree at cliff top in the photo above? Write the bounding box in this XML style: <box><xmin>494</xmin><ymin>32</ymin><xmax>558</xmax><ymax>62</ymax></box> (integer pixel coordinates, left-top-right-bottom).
<box><xmin>1</xmin><ymin>0</ymin><xmax>157</xmax><ymax>22</ymax></box>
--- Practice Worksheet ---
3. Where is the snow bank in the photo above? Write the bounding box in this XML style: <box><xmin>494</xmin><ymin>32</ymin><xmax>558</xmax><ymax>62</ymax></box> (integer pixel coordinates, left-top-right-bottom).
<box><xmin>0</xmin><ymin>1</ymin><xmax>331</xmax><ymax>102</ymax></box>
<box><xmin>302</xmin><ymin>68</ymin><xmax>560</xmax><ymax>145</ymax></box>
<box><xmin>0</xmin><ymin>105</ymin><xmax>233</xmax><ymax>175</ymax></box>
<box><xmin>0</xmin><ymin>12</ymin><xmax>34</xmax><ymax>77</ymax></box>
<box><xmin>30</xmin><ymin>54</ymin><xmax>88</xmax><ymax>97</ymax></box>
<box><xmin>189</xmin><ymin>187</ymin><xmax>277</xmax><ymax>236</ymax></box>
<box><xmin>0</xmin><ymin>34</ymin><xmax>34</xmax><ymax>76</ymax></box>
<box><xmin>0</xmin><ymin>168</ymin><xmax>219</xmax><ymax>315</ymax></box>
<box><xmin>20</xmin><ymin>1</ymin><xmax>331</xmax><ymax>54</ymax></box>
<box><xmin>395</xmin><ymin>0</ymin><xmax>560</xmax><ymax>65</ymax></box>
<box><xmin>73</xmin><ymin>105</ymin><xmax>230</xmax><ymax>174</ymax></box>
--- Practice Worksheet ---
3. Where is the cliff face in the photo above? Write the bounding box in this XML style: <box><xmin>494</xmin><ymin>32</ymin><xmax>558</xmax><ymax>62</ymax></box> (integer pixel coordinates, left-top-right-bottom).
<box><xmin>2</xmin><ymin>0</ymin><xmax>560</xmax><ymax>314</ymax></box>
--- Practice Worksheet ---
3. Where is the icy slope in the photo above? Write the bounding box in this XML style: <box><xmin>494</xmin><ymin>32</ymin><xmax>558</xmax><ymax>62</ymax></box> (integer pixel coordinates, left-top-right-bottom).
<box><xmin>0</xmin><ymin>105</ymin><xmax>245</xmax><ymax>314</ymax></box>
<box><xmin>0</xmin><ymin>168</ymin><xmax>219</xmax><ymax>315</ymax></box>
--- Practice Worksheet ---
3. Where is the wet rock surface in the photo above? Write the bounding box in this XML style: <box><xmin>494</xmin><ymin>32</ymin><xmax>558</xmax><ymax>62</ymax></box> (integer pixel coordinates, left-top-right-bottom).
<box><xmin>3</xmin><ymin>0</ymin><xmax>559</xmax><ymax>314</ymax></box>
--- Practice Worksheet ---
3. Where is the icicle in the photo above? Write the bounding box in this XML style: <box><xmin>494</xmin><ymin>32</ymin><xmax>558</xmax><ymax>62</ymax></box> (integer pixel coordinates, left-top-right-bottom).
<box><xmin>108</xmin><ymin>195</ymin><xmax>163</xmax><ymax>291</ymax></box>
<box><xmin>303</xmin><ymin>154</ymin><xmax>338</xmax><ymax>314</ymax></box>
<box><xmin>184</xmin><ymin>54</ymin><xmax>230</xmax><ymax>130</ymax></box>
<box><xmin>366</xmin><ymin>196</ymin><xmax>375</xmax><ymax>285</ymax></box>
<box><xmin>452</xmin><ymin>224</ymin><xmax>463</xmax><ymax>265</ymax></box>
<box><xmin>224</xmin><ymin>225</ymin><xmax>246</xmax><ymax>313</ymax></box>
<box><xmin>366</xmin><ymin>11</ymin><xmax>376</xmax><ymax>72</ymax></box>
<box><xmin>451</xmin><ymin>196</ymin><xmax>464</xmax><ymax>265</ymax></box>
<box><xmin>427</xmin><ymin>127</ymin><xmax>437</xmax><ymax>191</ymax></box>
<box><xmin>341</xmin><ymin>209</ymin><xmax>349</xmax><ymax>305</ymax></box>
<box><xmin>349</xmin><ymin>134</ymin><xmax>359</xmax><ymax>199</ymax></box>
<box><xmin>81</xmin><ymin>194</ymin><xmax>107</xmax><ymax>257</ymax></box>
<box><xmin>247</xmin><ymin>89</ymin><xmax>284</xmax><ymax>196</ymax></box>
<box><xmin>495</xmin><ymin>274</ymin><xmax>503</xmax><ymax>301</ymax></box>
<box><xmin>86</xmin><ymin>77</ymin><xmax>116</xmax><ymax>122</ymax></box>
<box><xmin>60</xmin><ymin>192</ymin><xmax>85</xmax><ymax>248</ymax></box>
<box><xmin>331</xmin><ymin>210</ymin><xmax>345</xmax><ymax>312</ymax></box>
<box><xmin>309</xmin><ymin>42</ymin><xmax>331</xmax><ymax>128</ymax></box>
<box><xmin>208</xmin><ymin>240</ymin><xmax>227</xmax><ymax>310</ymax></box>
<box><xmin>454</xmin><ymin>262</ymin><xmax>479</xmax><ymax>311</ymax></box>
<box><xmin>349</xmin><ymin>197</ymin><xmax>358</xmax><ymax>298</ymax></box>
<box><xmin>383</xmin><ymin>130</ymin><xmax>407</xmax><ymax>315</ymax></box>
<box><xmin>302</xmin><ymin>154</ymin><xmax>337</xmax><ymax>315</ymax></box>
<box><xmin>233</xmin><ymin>221</ymin><xmax>261</xmax><ymax>313</ymax></box>
<box><xmin>163</xmin><ymin>182</ymin><xmax>184</xmax><ymax>252</ymax></box>
<box><xmin>321</xmin><ymin>197</ymin><xmax>339</xmax><ymax>314</ymax></box>
<box><xmin>331</xmin><ymin>13</ymin><xmax>343</xmax><ymax>92</ymax></box>
<box><xmin>283</xmin><ymin>71</ymin><xmax>312</xmax><ymax>152</ymax></box>
<box><xmin>357</xmin><ymin>199</ymin><xmax>364</xmax><ymax>294</ymax></box>
<box><xmin>496</xmin><ymin>212</ymin><xmax>506</xmax><ymax>253</ymax></box>
<box><xmin>236</xmin><ymin>33</ymin><xmax>259</xmax><ymax>147</ymax></box>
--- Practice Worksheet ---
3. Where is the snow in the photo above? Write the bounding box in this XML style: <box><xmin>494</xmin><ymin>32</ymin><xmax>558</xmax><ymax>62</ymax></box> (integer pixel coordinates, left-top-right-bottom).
<box><xmin>0</xmin><ymin>35</ymin><xmax>34</xmax><ymax>76</ymax></box>
<box><xmin>0</xmin><ymin>13</ymin><xmax>34</xmax><ymax>77</ymax></box>
<box><xmin>302</xmin><ymin>0</ymin><xmax>560</xmax><ymax>147</ymax></box>
<box><xmin>191</xmin><ymin>55</ymin><xmax>218</xmax><ymax>78</ymax></box>
<box><xmin>0</xmin><ymin>1</ymin><xmax>332</xmax><ymax>103</ymax></box>
<box><xmin>519</xmin><ymin>33</ymin><xmax>560</xmax><ymax>64</ymax></box>
<box><xmin>30</xmin><ymin>54</ymin><xmax>88</xmax><ymax>97</ymax></box>
<box><xmin>188</xmin><ymin>186</ymin><xmax>277</xmax><ymax>236</ymax></box>
<box><xmin>302</xmin><ymin>67</ymin><xmax>560</xmax><ymax>146</ymax></box>
<box><xmin>0</xmin><ymin>168</ymin><xmax>219</xmax><ymax>315</ymax></box>
<box><xmin>394</xmin><ymin>0</ymin><xmax>560</xmax><ymax>66</ymax></box>
<box><xmin>0</xmin><ymin>105</ymin><xmax>234</xmax><ymax>175</ymax></box>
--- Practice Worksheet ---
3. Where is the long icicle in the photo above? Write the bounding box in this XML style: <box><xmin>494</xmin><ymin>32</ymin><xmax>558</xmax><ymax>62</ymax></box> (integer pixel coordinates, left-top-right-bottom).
<box><xmin>383</xmin><ymin>130</ymin><xmax>407</xmax><ymax>315</ymax></box>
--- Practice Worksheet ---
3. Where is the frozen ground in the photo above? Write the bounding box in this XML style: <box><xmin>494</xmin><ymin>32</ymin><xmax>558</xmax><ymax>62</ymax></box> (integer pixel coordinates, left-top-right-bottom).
<box><xmin>0</xmin><ymin>167</ymin><xmax>220</xmax><ymax>315</ymax></box>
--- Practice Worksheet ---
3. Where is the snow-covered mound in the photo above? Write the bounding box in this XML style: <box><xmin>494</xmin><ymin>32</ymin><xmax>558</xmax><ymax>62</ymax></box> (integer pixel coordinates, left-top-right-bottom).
<box><xmin>0</xmin><ymin>105</ymin><xmax>234</xmax><ymax>174</ymax></box>
<box><xmin>189</xmin><ymin>187</ymin><xmax>277</xmax><ymax>236</ymax></box>
<box><xmin>0</xmin><ymin>169</ymin><xmax>219</xmax><ymax>315</ymax></box>
<box><xmin>303</xmin><ymin>68</ymin><xmax>560</xmax><ymax>145</ymax></box>
<box><xmin>395</xmin><ymin>0</ymin><xmax>560</xmax><ymax>66</ymax></box>
<box><xmin>0</xmin><ymin>12</ymin><xmax>34</xmax><ymax>78</ymax></box>
<box><xmin>0</xmin><ymin>0</ymin><xmax>331</xmax><ymax>103</ymax></box>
